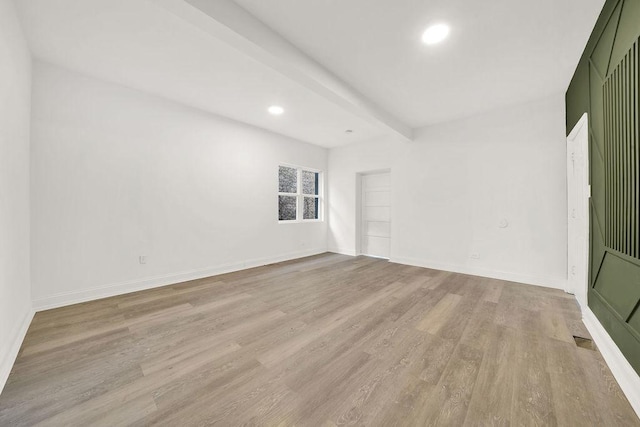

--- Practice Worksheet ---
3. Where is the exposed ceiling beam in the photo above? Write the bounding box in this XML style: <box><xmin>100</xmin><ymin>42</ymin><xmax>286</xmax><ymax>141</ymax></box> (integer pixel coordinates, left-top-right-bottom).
<box><xmin>152</xmin><ymin>0</ymin><xmax>413</xmax><ymax>142</ymax></box>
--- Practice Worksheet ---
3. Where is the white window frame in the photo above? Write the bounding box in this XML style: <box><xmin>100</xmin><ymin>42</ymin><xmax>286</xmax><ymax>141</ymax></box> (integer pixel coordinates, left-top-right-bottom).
<box><xmin>278</xmin><ymin>164</ymin><xmax>323</xmax><ymax>223</ymax></box>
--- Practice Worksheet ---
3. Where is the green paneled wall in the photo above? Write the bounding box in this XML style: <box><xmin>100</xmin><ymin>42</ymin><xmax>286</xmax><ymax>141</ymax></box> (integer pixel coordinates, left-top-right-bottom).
<box><xmin>566</xmin><ymin>0</ymin><xmax>640</xmax><ymax>374</ymax></box>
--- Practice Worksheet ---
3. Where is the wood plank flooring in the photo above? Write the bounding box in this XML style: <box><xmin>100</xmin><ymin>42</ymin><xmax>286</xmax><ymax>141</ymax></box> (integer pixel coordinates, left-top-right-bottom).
<box><xmin>0</xmin><ymin>253</ymin><xmax>638</xmax><ymax>426</ymax></box>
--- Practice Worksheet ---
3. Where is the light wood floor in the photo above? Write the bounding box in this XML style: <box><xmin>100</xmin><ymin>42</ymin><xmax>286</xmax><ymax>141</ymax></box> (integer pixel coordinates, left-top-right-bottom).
<box><xmin>0</xmin><ymin>254</ymin><xmax>638</xmax><ymax>426</ymax></box>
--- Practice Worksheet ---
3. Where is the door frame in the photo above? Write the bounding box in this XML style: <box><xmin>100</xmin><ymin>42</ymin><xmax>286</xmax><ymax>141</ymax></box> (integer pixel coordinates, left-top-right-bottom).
<box><xmin>566</xmin><ymin>112</ymin><xmax>590</xmax><ymax>310</ymax></box>
<box><xmin>356</xmin><ymin>169</ymin><xmax>391</xmax><ymax>258</ymax></box>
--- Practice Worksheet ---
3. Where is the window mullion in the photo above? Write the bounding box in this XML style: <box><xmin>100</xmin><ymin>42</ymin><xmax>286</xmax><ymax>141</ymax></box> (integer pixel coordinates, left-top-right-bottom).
<box><xmin>297</xmin><ymin>168</ymin><xmax>303</xmax><ymax>221</ymax></box>
<box><xmin>279</xmin><ymin>165</ymin><xmax>322</xmax><ymax>223</ymax></box>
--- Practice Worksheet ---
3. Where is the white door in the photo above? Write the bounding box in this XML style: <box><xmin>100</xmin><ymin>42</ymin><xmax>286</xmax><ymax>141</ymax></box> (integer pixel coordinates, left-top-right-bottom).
<box><xmin>567</xmin><ymin>113</ymin><xmax>590</xmax><ymax>310</ymax></box>
<box><xmin>361</xmin><ymin>172</ymin><xmax>391</xmax><ymax>258</ymax></box>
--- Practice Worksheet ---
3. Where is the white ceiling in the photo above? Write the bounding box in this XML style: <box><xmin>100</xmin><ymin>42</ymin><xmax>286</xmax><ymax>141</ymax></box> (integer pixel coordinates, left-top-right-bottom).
<box><xmin>17</xmin><ymin>0</ymin><xmax>605</xmax><ymax>146</ymax></box>
<box><xmin>233</xmin><ymin>0</ymin><xmax>605</xmax><ymax>127</ymax></box>
<box><xmin>16</xmin><ymin>0</ymin><xmax>385</xmax><ymax>148</ymax></box>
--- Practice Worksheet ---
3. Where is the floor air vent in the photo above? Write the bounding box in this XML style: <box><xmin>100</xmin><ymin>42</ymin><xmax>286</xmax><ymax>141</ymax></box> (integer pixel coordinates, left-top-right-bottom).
<box><xmin>573</xmin><ymin>335</ymin><xmax>596</xmax><ymax>351</ymax></box>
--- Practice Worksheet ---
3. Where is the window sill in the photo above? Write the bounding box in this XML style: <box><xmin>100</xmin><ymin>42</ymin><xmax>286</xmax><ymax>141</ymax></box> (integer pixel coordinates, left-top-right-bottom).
<box><xmin>278</xmin><ymin>219</ymin><xmax>324</xmax><ymax>224</ymax></box>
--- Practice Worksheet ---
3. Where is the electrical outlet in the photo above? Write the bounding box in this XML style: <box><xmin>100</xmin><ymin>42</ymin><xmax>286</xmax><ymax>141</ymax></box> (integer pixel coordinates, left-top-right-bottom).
<box><xmin>139</xmin><ymin>256</ymin><xmax>147</xmax><ymax>265</ymax></box>
<box><xmin>470</xmin><ymin>252</ymin><xmax>480</xmax><ymax>260</ymax></box>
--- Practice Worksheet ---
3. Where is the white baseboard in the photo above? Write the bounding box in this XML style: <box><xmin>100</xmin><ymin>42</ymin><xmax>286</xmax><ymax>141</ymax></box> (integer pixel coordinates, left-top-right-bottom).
<box><xmin>390</xmin><ymin>256</ymin><xmax>566</xmax><ymax>290</ymax></box>
<box><xmin>328</xmin><ymin>247</ymin><xmax>357</xmax><ymax>256</ymax></box>
<box><xmin>582</xmin><ymin>308</ymin><xmax>640</xmax><ymax>418</ymax></box>
<box><xmin>0</xmin><ymin>306</ymin><xmax>35</xmax><ymax>395</ymax></box>
<box><xmin>32</xmin><ymin>248</ymin><xmax>327</xmax><ymax>311</ymax></box>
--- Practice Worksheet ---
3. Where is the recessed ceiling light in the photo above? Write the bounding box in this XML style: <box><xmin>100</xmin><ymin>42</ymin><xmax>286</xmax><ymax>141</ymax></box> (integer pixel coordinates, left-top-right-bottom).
<box><xmin>268</xmin><ymin>105</ymin><xmax>284</xmax><ymax>115</ymax></box>
<box><xmin>422</xmin><ymin>23</ymin><xmax>450</xmax><ymax>45</ymax></box>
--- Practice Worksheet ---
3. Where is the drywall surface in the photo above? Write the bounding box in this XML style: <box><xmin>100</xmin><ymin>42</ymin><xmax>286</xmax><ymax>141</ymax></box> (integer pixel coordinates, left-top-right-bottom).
<box><xmin>329</xmin><ymin>94</ymin><xmax>567</xmax><ymax>288</ymax></box>
<box><xmin>0</xmin><ymin>0</ymin><xmax>33</xmax><ymax>393</ymax></box>
<box><xmin>31</xmin><ymin>62</ymin><xmax>327</xmax><ymax>308</ymax></box>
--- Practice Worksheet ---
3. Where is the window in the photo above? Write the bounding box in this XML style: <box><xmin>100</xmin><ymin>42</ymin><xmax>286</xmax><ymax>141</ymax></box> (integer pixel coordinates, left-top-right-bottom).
<box><xmin>278</xmin><ymin>165</ymin><xmax>322</xmax><ymax>222</ymax></box>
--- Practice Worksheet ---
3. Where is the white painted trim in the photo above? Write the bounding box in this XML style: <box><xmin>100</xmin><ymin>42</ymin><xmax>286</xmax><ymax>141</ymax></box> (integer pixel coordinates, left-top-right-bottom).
<box><xmin>32</xmin><ymin>248</ymin><xmax>327</xmax><ymax>311</ymax></box>
<box><xmin>582</xmin><ymin>307</ymin><xmax>640</xmax><ymax>418</ymax></box>
<box><xmin>279</xmin><ymin>162</ymin><xmax>323</xmax><ymax>174</ymax></box>
<box><xmin>358</xmin><ymin>169</ymin><xmax>392</xmax><ymax>258</ymax></box>
<box><xmin>328</xmin><ymin>247</ymin><xmax>357</xmax><ymax>256</ymax></box>
<box><xmin>278</xmin><ymin>164</ymin><xmax>324</xmax><ymax>222</ymax></box>
<box><xmin>390</xmin><ymin>256</ymin><xmax>566</xmax><ymax>290</ymax></box>
<box><xmin>278</xmin><ymin>219</ymin><xmax>323</xmax><ymax>224</ymax></box>
<box><xmin>0</xmin><ymin>306</ymin><xmax>35</xmax><ymax>395</ymax></box>
<box><xmin>361</xmin><ymin>254</ymin><xmax>391</xmax><ymax>260</ymax></box>
<box><xmin>567</xmin><ymin>112</ymin><xmax>589</xmax><ymax>141</ymax></box>
<box><xmin>566</xmin><ymin>112</ymin><xmax>590</xmax><ymax>308</ymax></box>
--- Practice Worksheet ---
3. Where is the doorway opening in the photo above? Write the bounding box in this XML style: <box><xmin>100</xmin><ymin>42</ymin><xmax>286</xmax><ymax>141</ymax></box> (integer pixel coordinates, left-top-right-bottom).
<box><xmin>357</xmin><ymin>170</ymin><xmax>391</xmax><ymax>259</ymax></box>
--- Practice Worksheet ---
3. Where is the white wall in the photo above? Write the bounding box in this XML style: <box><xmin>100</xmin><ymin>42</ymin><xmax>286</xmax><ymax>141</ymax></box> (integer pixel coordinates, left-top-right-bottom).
<box><xmin>0</xmin><ymin>0</ymin><xmax>33</xmax><ymax>393</ymax></box>
<box><xmin>31</xmin><ymin>62</ymin><xmax>327</xmax><ymax>309</ymax></box>
<box><xmin>328</xmin><ymin>95</ymin><xmax>567</xmax><ymax>289</ymax></box>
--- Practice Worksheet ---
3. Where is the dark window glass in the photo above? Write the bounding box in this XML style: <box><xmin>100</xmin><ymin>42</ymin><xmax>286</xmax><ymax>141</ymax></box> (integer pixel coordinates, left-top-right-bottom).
<box><xmin>303</xmin><ymin>196</ymin><xmax>319</xmax><ymax>220</ymax></box>
<box><xmin>279</xmin><ymin>195</ymin><xmax>297</xmax><ymax>221</ymax></box>
<box><xmin>302</xmin><ymin>170</ymin><xmax>319</xmax><ymax>195</ymax></box>
<box><xmin>279</xmin><ymin>166</ymin><xmax>297</xmax><ymax>193</ymax></box>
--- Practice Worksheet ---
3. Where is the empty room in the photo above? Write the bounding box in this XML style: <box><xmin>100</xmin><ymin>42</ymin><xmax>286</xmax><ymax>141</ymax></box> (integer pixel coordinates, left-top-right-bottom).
<box><xmin>1</xmin><ymin>0</ymin><xmax>640</xmax><ymax>425</ymax></box>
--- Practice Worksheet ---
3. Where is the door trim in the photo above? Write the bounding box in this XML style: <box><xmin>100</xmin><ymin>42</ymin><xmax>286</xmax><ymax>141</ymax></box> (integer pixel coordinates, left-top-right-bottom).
<box><xmin>566</xmin><ymin>112</ymin><xmax>590</xmax><ymax>309</ymax></box>
<box><xmin>356</xmin><ymin>169</ymin><xmax>391</xmax><ymax>258</ymax></box>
